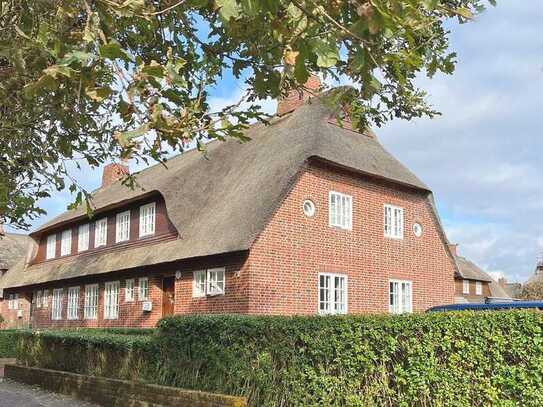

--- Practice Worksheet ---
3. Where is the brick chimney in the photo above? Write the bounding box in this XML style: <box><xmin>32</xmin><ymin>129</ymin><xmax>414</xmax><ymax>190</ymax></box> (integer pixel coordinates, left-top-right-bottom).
<box><xmin>498</xmin><ymin>277</ymin><xmax>507</xmax><ymax>288</ymax></box>
<box><xmin>447</xmin><ymin>243</ymin><xmax>458</xmax><ymax>256</ymax></box>
<box><xmin>101</xmin><ymin>161</ymin><xmax>129</xmax><ymax>188</ymax></box>
<box><xmin>277</xmin><ymin>75</ymin><xmax>321</xmax><ymax>116</ymax></box>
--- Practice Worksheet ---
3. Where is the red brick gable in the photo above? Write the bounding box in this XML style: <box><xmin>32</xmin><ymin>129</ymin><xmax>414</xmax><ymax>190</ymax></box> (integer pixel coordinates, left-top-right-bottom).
<box><xmin>246</xmin><ymin>161</ymin><xmax>455</xmax><ymax>314</ymax></box>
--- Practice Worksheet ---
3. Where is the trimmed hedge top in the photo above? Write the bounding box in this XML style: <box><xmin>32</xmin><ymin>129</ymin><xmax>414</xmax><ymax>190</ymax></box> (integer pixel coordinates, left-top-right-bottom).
<box><xmin>12</xmin><ymin>311</ymin><xmax>543</xmax><ymax>406</ymax></box>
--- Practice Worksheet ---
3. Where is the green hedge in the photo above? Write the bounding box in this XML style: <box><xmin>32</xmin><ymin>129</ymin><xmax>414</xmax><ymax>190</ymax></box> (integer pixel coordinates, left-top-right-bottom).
<box><xmin>0</xmin><ymin>329</ymin><xmax>19</xmax><ymax>358</ymax></box>
<box><xmin>14</xmin><ymin>311</ymin><xmax>543</xmax><ymax>406</ymax></box>
<box><xmin>16</xmin><ymin>329</ymin><xmax>160</xmax><ymax>380</ymax></box>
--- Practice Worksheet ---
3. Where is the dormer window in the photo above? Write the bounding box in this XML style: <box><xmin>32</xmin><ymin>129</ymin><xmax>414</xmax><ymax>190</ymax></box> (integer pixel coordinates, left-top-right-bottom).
<box><xmin>78</xmin><ymin>223</ymin><xmax>89</xmax><ymax>252</ymax></box>
<box><xmin>116</xmin><ymin>210</ymin><xmax>131</xmax><ymax>243</ymax></box>
<box><xmin>139</xmin><ymin>203</ymin><xmax>156</xmax><ymax>238</ymax></box>
<box><xmin>60</xmin><ymin>229</ymin><xmax>72</xmax><ymax>256</ymax></box>
<box><xmin>95</xmin><ymin>218</ymin><xmax>108</xmax><ymax>247</ymax></box>
<box><xmin>46</xmin><ymin>234</ymin><xmax>56</xmax><ymax>260</ymax></box>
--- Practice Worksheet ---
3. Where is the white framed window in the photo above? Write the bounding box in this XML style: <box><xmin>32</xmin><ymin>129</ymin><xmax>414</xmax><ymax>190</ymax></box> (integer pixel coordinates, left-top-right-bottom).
<box><xmin>78</xmin><ymin>223</ymin><xmax>90</xmax><ymax>252</ymax></box>
<box><xmin>36</xmin><ymin>290</ymin><xmax>42</xmax><ymax>308</ymax></box>
<box><xmin>84</xmin><ymin>284</ymin><xmax>99</xmax><ymax>320</ymax></box>
<box><xmin>67</xmin><ymin>286</ymin><xmax>79</xmax><ymax>320</ymax></box>
<box><xmin>116</xmin><ymin>210</ymin><xmax>131</xmax><ymax>243</ymax></box>
<box><xmin>192</xmin><ymin>268</ymin><xmax>226</xmax><ymax>297</ymax></box>
<box><xmin>389</xmin><ymin>280</ymin><xmax>412</xmax><ymax>314</ymax></box>
<box><xmin>104</xmin><ymin>281</ymin><xmax>120</xmax><ymax>319</ymax></box>
<box><xmin>475</xmin><ymin>281</ymin><xmax>482</xmax><ymax>295</ymax></box>
<box><xmin>329</xmin><ymin>191</ymin><xmax>352</xmax><ymax>230</ymax></box>
<box><xmin>94</xmin><ymin>218</ymin><xmax>108</xmax><ymax>247</ymax></box>
<box><xmin>42</xmin><ymin>290</ymin><xmax>49</xmax><ymax>308</ymax></box>
<box><xmin>46</xmin><ymin>234</ymin><xmax>56</xmax><ymax>260</ymax></box>
<box><xmin>318</xmin><ymin>273</ymin><xmax>347</xmax><ymax>315</ymax></box>
<box><xmin>463</xmin><ymin>279</ymin><xmax>470</xmax><ymax>294</ymax></box>
<box><xmin>60</xmin><ymin>229</ymin><xmax>72</xmax><ymax>256</ymax></box>
<box><xmin>9</xmin><ymin>294</ymin><xmax>19</xmax><ymax>310</ymax></box>
<box><xmin>138</xmin><ymin>277</ymin><xmax>149</xmax><ymax>301</ymax></box>
<box><xmin>51</xmin><ymin>289</ymin><xmax>63</xmax><ymax>320</ymax></box>
<box><xmin>384</xmin><ymin>204</ymin><xmax>404</xmax><ymax>239</ymax></box>
<box><xmin>207</xmin><ymin>268</ymin><xmax>225</xmax><ymax>296</ymax></box>
<box><xmin>139</xmin><ymin>202</ymin><xmax>156</xmax><ymax>237</ymax></box>
<box><xmin>193</xmin><ymin>270</ymin><xmax>206</xmax><ymax>298</ymax></box>
<box><xmin>125</xmin><ymin>279</ymin><xmax>135</xmax><ymax>302</ymax></box>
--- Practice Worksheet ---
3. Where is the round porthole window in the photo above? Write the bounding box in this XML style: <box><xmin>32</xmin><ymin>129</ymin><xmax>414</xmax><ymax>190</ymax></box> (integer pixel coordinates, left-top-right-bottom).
<box><xmin>303</xmin><ymin>200</ymin><xmax>316</xmax><ymax>217</ymax></box>
<box><xmin>413</xmin><ymin>223</ymin><xmax>423</xmax><ymax>237</ymax></box>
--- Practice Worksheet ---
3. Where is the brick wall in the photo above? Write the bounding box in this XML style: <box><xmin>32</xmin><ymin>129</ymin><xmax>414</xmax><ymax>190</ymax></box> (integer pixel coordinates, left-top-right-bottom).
<box><xmin>2</xmin><ymin>252</ymin><xmax>250</xmax><ymax>329</ymax></box>
<box><xmin>0</xmin><ymin>294</ymin><xmax>31</xmax><ymax>329</ymax></box>
<box><xmin>454</xmin><ymin>279</ymin><xmax>490</xmax><ymax>303</ymax></box>
<box><xmin>174</xmin><ymin>260</ymin><xmax>250</xmax><ymax>315</ymax></box>
<box><xmin>23</xmin><ymin>272</ymin><xmax>164</xmax><ymax>329</ymax></box>
<box><xmin>246</xmin><ymin>161</ymin><xmax>456</xmax><ymax>314</ymax></box>
<box><xmin>5</xmin><ymin>364</ymin><xmax>247</xmax><ymax>407</ymax></box>
<box><xmin>1</xmin><ymin>159</ymin><xmax>456</xmax><ymax>327</ymax></box>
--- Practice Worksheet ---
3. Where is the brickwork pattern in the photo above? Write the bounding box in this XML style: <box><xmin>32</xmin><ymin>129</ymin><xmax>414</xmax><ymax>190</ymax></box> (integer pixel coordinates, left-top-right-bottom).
<box><xmin>246</xmin><ymin>161</ymin><xmax>456</xmax><ymax>314</ymax></box>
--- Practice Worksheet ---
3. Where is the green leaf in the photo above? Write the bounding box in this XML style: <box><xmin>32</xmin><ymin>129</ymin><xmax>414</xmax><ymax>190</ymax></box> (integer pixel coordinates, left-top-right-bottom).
<box><xmin>86</xmin><ymin>87</ymin><xmax>113</xmax><ymax>102</ymax></box>
<box><xmin>58</xmin><ymin>51</ymin><xmax>94</xmax><ymax>66</ymax></box>
<box><xmin>99</xmin><ymin>42</ymin><xmax>131</xmax><ymax>62</ymax></box>
<box><xmin>216</xmin><ymin>0</ymin><xmax>240</xmax><ymax>22</ymax></box>
<box><xmin>115</xmin><ymin>123</ymin><xmax>151</xmax><ymax>146</ymax></box>
<box><xmin>312</xmin><ymin>39</ymin><xmax>339</xmax><ymax>68</ymax></box>
<box><xmin>142</xmin><ymin>61</ymin><xmax>165</xmax><ymax>78</ymax></box>
<box><xmin>23</xmin><ymin>75</ymin><xmax>57</xmax><ymax>98</ymax></box>
<box><xmin>43</xmin><ymin>65</ymin><xmax>77</xmax><ymax>79</ymax></box>
<box><xmin>455</xmin><ymin>7</ymin><xmax>474</xmax><ymax>19</ymax></box>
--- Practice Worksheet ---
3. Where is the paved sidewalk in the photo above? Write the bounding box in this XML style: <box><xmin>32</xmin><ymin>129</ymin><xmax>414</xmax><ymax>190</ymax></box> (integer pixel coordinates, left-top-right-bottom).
<box><xmin>0</xmin><ymin>378</ymin><xmax>98</xmax><ymax>407</ymax></box>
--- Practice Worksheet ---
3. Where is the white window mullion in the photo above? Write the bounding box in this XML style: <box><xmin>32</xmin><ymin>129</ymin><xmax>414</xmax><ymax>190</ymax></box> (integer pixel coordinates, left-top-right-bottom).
<box><xmin>116</xmin><ymin>211</ymin><xmax>131</xmax><ymax>243</ymax></box>
<box><xmin>78</xmin><ymin>224</ymin><xmax>90</xmax><ymax>252</ymax></box>
<box><xmin>389</xmin><ymin>280</ymin><xmax>412</xmax><ymax>314</ymax></box>
<box><xmin>104</xmin><ymin>281</ymin><xmax>119</xmax><ymax>319</ymax></box>
<box><xmin>46</xmin><ymin>234</ymin><xmax>57</xmax><ymax>259</ymax></box>
<box><xmin>329</xmin><ymin>192</ymin><xmax>352</xmax><ymax>230</ymax></box>
<box><xmin>139</xmin><ymin>203</ymin><xmax>156</xmax><ymax>237</ymax></box>
<box><xmin>319</xmin><ymin>273</ymin><xmax>347</xmax><ymax>315</ymax></box>
<box><xmin>67</xmin><ymin>287</ymin><xmax>79</xmax><ymax>320</ymax></box>
<box><xmin>60</xmin><ymin>230</ymin><xmax>72</xmax><ymax>256</ymax></box>
<box><xmin>95</xmin><ymin>218</ymin><xmax>108</xmax><ymax>247</ymax></box>
<box><xmin>52</xmin><ymin>289</ymin><xmax>63</xmax><ymax>320</ymax></box>
<box><xmin>384</xmin><ymin>205</ymin><xmax>404</xmax><ymax>239</ymax></box>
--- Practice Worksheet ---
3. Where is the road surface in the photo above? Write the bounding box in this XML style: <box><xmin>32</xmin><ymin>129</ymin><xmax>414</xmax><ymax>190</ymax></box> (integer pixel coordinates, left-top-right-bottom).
<box><xmin>0</xmin><ymin>378</ymin><xmax>98</xmax><ymax>407</ymax></box>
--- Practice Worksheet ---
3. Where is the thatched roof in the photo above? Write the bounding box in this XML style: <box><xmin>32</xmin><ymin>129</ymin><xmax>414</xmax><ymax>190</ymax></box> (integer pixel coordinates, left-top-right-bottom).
<box><xmin>455</xmin><ymin>256</ymin><xmax>493</xmax><ymax>282</ymax></box>
<box><xmin>0</xmin><ymin>233</ymin><xmax>29</xmax><ymax>270</ymax></box>
<box><xmin>2</xmin><ymin>92</ymin><xmax>452</xmax><ymax>289</ymax></box>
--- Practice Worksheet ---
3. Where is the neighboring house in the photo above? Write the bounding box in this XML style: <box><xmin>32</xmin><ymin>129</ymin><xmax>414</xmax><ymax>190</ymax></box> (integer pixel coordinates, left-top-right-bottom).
<box><xmin>451</xmin><ymin>244</ymin><xmax>512</xmax><ymax>303</ymax></box>
<box><xmin>0</xmin><ymin>78</ymin><xmax>458</xmax><ymax>329</ymax></box>
<box><xmin>498</xmin><ymin>278</ymin><xmax>522</xmax><ymax>299</ymax></box>
<box><xmin>525</xmin><ymin>259</ymin><xmax>543</xmax><ymax>286</ymax></box>
<box><xmin>0</xmin><ymin>232</ymin><xmax>30</xmax><ymax>328</ymax></box>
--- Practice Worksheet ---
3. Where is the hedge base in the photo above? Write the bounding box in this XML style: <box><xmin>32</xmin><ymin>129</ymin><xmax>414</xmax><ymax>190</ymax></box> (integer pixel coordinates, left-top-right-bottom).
<box><xmin>4</xmin><ymin>364</ymin><xmax>247</xmax><ymax>407</ymax></box>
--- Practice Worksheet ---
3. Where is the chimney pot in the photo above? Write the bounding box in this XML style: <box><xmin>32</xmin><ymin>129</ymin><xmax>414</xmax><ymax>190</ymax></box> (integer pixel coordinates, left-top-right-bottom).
<box><xmin>277</xmin><ymin>75</ymin><xmax>321</xmax><ymax>116</ymax></box>
<box><xmin>101</xmin><ymin>162</ymin><xmax>129</xmax><ymax>188</ymax></box>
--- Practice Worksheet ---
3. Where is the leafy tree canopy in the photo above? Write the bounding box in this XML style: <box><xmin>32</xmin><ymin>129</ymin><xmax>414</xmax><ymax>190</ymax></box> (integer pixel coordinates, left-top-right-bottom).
<box><xmin>0</xmin><ymin>0</ymin><xmax>495</xmax><ymax>229</ymax></box>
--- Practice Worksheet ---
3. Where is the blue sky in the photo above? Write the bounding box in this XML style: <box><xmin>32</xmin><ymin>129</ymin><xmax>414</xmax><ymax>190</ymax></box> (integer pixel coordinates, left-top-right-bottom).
<box><xmin>10</xmin><ymin>1</ymin><xmax>543</xmax><ymax>283</ymax></box>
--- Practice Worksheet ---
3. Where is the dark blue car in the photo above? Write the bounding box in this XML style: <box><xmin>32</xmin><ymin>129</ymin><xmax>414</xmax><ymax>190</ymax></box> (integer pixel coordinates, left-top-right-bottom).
<box><xmin>427</xmin><ymin>301</ymin><xmax>543</xmax><ymax>312</ymax></box>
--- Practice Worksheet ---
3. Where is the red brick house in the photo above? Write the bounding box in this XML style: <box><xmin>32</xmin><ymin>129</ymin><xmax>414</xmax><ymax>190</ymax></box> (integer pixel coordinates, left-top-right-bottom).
<box><xmin>0</xmin><ymin>232</ymin><xmax>30</xmax><ymax>328</ymax></box>
<box><xmin>0</xmin><ymin>82</ymin><xmax>457</xmax><ymax>328</ymax></box>
<box><xmin>450</xmin><ymin>244</ymin><xmax>512</xmax><ymax>303</ymax></box>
